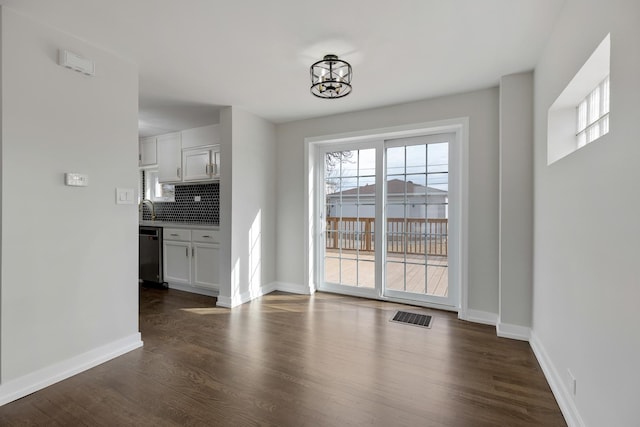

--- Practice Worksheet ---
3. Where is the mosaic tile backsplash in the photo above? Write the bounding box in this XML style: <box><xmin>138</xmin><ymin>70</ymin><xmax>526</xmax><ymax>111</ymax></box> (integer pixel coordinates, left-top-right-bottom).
<box><xmin>141</xmin><ymin>182</ymin><xmax>219</xmax><ymax>224</ymax></box>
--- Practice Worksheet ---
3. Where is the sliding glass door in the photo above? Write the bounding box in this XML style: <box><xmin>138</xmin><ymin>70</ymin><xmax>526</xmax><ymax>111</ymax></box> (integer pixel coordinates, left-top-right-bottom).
<box><xmin>317</xmin><ymin>133</ymin><xmax>457</xmax><ymax>308</ymax></box>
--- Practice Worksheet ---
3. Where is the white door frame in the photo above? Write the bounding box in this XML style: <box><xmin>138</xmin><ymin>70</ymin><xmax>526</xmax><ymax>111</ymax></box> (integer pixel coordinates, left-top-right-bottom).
<box><xmin>304</xmin><ymin>118</ymin><xmax>469</xmax><ymax>314</ymax></box>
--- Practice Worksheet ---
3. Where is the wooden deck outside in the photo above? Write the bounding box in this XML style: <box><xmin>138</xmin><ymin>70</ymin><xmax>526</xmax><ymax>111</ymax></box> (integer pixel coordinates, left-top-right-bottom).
<box><xmin>325</xmin><ymin>249</ymin><xmax>448</xmax><ymax>297</ymax></box>
<box><xmin>326</xmin><ymin>217</ymin><xmax>448</xmax><ymax>256</ymax></box>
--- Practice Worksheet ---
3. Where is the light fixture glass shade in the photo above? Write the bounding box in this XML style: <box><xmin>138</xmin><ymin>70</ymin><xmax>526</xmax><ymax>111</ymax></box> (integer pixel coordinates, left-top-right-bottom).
<box><xmin>310</xmin><ymin>54</ymin><xmax>352</xmax><ymax>99</ymax></box>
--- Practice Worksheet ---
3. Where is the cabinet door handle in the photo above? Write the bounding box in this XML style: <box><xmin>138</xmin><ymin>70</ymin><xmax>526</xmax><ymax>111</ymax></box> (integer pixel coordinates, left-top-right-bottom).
<box><xmin>177</xmin><ymin>167</ymin><xmax>181</xmax><ymax>178</ymax></box>
<box><xmin>170</xmin><ymin>233</ymin><xmax>179</xmax><ymax>237</ymax></box>
<box><xmin>185</xmin><ymin>247</ymin><xmax>189</xmax><ymax>257</ymax></box>
<box><xmin>202</xmin><ymin>235</ymin><xmax>210</xmax><ymax>238</ymax></box>
<box><xmin>192</xmin><ymin>247</ymin><xmax>195</xmax><ymax>257</ymax></box>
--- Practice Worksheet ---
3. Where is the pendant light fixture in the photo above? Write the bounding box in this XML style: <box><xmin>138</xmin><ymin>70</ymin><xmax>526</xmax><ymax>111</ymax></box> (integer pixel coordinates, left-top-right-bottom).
<box><xmin>310</xmin><ymin>54</ymin><xmax>352</xmax><ymax>99</ymax></box>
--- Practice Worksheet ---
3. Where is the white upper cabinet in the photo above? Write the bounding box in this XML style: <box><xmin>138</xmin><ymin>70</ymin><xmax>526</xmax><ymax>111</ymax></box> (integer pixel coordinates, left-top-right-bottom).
<box><xmin>183</xmin><ymin>147</ymin><xmax>212</xmax><ymax>181</ymax></box>
<box><xmin>211</xmin><ymin>145</ymin><xmax>221</xmax><ymax>179</ymax></box>
<box><xmin>144</xmin><ymin>124</ymin><xmax>220</xmax><ymax>183</ymax></box>
<box><xmin>139</xmin><ymin>137</ymin><xmax>157</xmax><ymax>166</ymax></box>
<box><xmin>181</xmin><ymin>124</ymin><xmax>220</xmax><ymax>150</ymax></box>
<box><xmin>182</xmin><ymin>145</ymin><xmax>220</xmax><ymax>182</ymax></box>
<box><xmin>156</xmin><ymin>132</ymin><xmax>182</xmax><ymax>183</ymax></box>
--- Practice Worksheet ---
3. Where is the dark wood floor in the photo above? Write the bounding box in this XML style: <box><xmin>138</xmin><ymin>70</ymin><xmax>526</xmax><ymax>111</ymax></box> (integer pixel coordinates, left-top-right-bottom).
<box><xmin>0</xmin><ymin>288</ymin><xmax>566</xmax><ymax>426</ymax></box>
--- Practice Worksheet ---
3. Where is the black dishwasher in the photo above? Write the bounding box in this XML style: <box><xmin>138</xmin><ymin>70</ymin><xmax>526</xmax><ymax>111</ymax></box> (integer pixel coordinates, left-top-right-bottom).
<box><xmin>139</xmin><ymin>226</ymin><xmax>166</xmax><ymax>287</ymax></box>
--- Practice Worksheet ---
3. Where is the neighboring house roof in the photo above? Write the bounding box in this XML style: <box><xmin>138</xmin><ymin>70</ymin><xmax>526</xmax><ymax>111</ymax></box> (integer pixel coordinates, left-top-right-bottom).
<box><xmin>328</xmin><ymin>179</ymin><xmax>446</xmax><ymax>197</ymax></box>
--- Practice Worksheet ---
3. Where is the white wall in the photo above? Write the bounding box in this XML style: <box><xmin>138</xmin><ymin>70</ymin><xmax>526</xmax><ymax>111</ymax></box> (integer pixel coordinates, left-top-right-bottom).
<box><xmin>0</xmin><ymin>6</ymin><xmax>141</xmax><ymax>396</ymax></box>
<box><xmin>275</xmin><ymin>88</ymin><xmax>499</xmax><ymax>315</ymax></box>
<box><xmin>532</xmin><ymin>1</ymin><xmax>640</xmax><ymax>425</ymax></box>
<box><xmin>498</xmin><ymin>72</ymin><xmax>533</xmax><ymax>337</ymax></box>
<box><xmin>218</xmin><ymin>108</ymin><xmax>233</xmax><ymax>306</ymax></box>
<box><xmin>218</xmin><ymin>107</ymin><xmax>277</xmax><ymax>307</ymax></box>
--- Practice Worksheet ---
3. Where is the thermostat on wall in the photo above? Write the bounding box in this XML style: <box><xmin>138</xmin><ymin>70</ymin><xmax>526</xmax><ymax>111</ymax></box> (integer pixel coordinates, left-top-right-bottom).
<box><xmin>65</xmin><ymin>173</ymin><xmax>89</xmax><ymax>187</ymax></box>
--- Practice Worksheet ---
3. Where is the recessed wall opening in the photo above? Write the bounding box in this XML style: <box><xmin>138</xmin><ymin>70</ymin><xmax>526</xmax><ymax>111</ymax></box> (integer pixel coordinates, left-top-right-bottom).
<box><xmin>547</xmin><ymin>33</ymin><xmax>610</xmax><ymax>165</ymax></box>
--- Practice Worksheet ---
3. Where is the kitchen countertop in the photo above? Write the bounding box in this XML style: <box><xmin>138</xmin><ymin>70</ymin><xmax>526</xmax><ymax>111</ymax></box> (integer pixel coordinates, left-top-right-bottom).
<box><xmin>139</xmin><ymin>220</ymin><xmax>219</xmax><ymax>230</ymax></box>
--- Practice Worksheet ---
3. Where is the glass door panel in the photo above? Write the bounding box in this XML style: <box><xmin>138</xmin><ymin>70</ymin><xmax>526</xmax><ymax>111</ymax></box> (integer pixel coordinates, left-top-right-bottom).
<box><xmin>384</xmin><ymin>140</ymin><xmax>449</xmax><ymax>302</ymax></box>
<box><xmin>323</xmin><ymin>148</ymin><xmax>377</xmax><ymax>292</ymax></box>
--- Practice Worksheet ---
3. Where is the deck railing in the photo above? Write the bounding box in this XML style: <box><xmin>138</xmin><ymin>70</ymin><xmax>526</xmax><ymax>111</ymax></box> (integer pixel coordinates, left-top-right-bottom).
<box><xmin>325</xmin><ymin>217</ymin><xmax>448</xmax><ymax>256</ymax></box>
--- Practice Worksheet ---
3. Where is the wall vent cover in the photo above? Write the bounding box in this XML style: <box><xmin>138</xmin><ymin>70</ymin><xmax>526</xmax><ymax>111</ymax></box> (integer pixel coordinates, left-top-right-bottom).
<box><xmin>58</xmin><ymin>49</ymin><xmax>95</xmax><ymax>76</ymax></box>
<box><xmin>390</xmin><ymin>311</ymin><xmax>433</xmax><ymax>329</ymax></box>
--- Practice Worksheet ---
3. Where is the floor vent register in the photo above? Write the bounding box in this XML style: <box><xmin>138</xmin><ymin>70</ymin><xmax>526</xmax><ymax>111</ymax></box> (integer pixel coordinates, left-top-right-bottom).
<box><xmin>390</xmin><ymin>311</ymin><xmax>433</xmax><ymax>329</ymax></box>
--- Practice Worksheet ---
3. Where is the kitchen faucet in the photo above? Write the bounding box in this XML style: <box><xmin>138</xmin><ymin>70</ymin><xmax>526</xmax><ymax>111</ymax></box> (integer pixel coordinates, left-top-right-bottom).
<box><xmin>140</xmin><ymin>199</ymin><xmax>156</xmax><ymax>221</ymax></box>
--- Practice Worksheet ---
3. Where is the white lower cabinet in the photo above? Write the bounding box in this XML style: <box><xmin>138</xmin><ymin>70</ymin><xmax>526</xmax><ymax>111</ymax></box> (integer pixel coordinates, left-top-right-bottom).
<box><xmin>192</xmin><ymin>242</ymin><xmax>219</xmax><ymax>289</ymax></box>
<box><xmin>191</xmin><ymin>229</ymin><xmax>219</xmax><ymax>290</ymax></box>
<box><xmin>163</xmin><ymin>240</ymin><xmax>191</xmax><ymax>284</ymax></box>
<box><xmin>163</xmin><ymin>227</ymin><xmax>219</xmax><ymax>294</ymax></box>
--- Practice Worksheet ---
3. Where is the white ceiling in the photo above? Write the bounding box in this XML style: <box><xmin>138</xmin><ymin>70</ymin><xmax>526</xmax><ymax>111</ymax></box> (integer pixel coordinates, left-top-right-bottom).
<box><xmin>0</xmin><ymin>0</ymin><xmax>565</xmax><ymax>135</ymax></box>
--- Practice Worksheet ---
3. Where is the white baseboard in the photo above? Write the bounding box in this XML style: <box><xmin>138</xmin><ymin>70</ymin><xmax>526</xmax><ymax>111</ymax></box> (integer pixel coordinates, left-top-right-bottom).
<box><xmin>530</xmin><ymin>331</ymin><xmax>585</xmax><ymax>427</ymax></box>
<box><xmin>216</xmin><ymin>282</ymin><xmax>279</xmax><ymax>308</ymax></box>
<box><xmin>275</xmin><ymin>281</ymin><xmax>314</xmax><ymax>295</ymax></box>
<box><xmin>215</xmin><ymin>295</ymin><xmax>233</xmax><ymax>308</ymax></box>
<box><xmin>459</xmin><ymin>308</ymin><xmax>498</xmax><ymax>325</ymax></box>
<box><xmin>260</xmin><ymin>281</ymin><xmax>279</xmax><ymax>295</ymax></box>
<box><xmin>0</xmin><ymin>333</ymin><xmax>143</xmax><ymax>407</ymax></box>
<box><xmin>168</xmin><ymin>282</ymin><xmax>218</xmax><ymax>297</ymax></box>
<box><xmin>497</xmin><ymin>322</ymin><xmax>531</xmax><ymax>341</ymax></box>
<box><xmin>215</xmin><ymin>281</ymin><xmax>320</xmax><ymax>307</ymax></box>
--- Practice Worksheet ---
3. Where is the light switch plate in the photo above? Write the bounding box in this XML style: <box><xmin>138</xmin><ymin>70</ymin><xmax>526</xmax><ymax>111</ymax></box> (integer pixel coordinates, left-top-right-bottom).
<box><xmin>65</xmin><ymin>173</ymin><xmax>89</xmax><ymax>187</ymax></box>
<box><xmin>116</xmin><ymin>188</ymin><xmax>135</xmax><ymax>204</ymax></box>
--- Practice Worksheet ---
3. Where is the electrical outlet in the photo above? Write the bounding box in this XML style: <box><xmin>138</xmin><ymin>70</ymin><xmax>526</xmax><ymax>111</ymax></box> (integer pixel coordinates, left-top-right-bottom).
<box><xmin>194</xmin><ymin>196</ymin><xmax>201</xmax><ymax>202</ymax></box>
<box><xmin>567</xmin><ymin>369</ymin><xmax>577</xmax><ymax>396</ymax></box>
